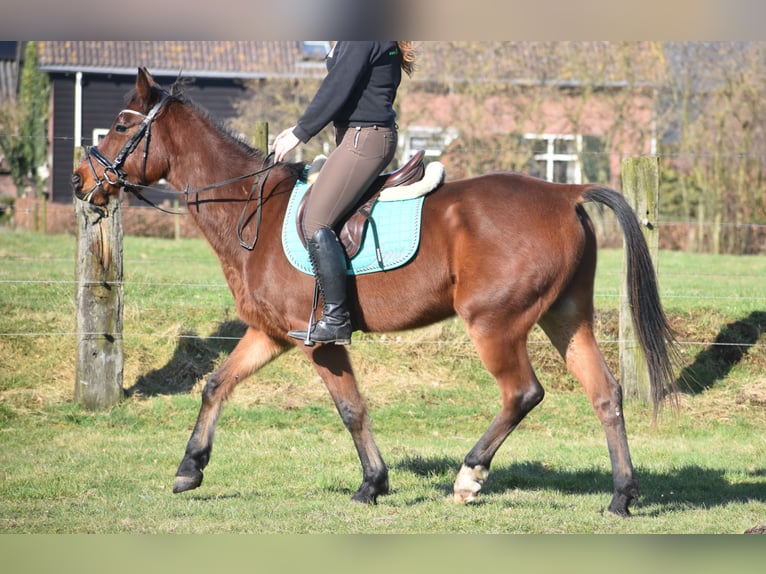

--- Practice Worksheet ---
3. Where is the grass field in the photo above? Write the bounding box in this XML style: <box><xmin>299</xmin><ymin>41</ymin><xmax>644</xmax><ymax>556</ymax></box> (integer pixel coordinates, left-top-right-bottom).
<box><xmin>1</xmin><ymin>228</ymin><xmax>765</xmax><ymax>534</ymax></box>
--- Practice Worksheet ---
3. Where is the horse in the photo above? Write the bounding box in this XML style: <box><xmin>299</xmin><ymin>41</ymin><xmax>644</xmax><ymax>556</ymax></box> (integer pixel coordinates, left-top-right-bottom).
<box><xmin>72</xmin><ymin>67</ymin><xmax>677</xmax><ymax>516</ymax></box>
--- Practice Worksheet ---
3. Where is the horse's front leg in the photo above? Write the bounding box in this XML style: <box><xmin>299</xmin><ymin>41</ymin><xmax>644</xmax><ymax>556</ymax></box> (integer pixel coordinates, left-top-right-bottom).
<box><xmin>304</xmin><ymin>344</ymin><xmax>389</xmax><ymax>503</ymax></box>
<box><xmin>173</xmin><ymin>327</ymin><xmax>288</xmax><ymax>493</ymax></box>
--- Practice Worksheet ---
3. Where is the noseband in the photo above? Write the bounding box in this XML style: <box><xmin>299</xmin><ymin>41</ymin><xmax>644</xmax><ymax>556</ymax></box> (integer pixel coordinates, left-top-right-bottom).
<box><xmin>83</xmin><ymin>91</ymin><xmax>170</xmax><ymax>199</ymax></box>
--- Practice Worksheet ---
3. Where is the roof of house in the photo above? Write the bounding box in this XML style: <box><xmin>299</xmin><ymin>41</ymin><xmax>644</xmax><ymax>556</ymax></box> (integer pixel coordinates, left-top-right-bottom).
<box><xmin>415</xmin><ymin>41</ymin><xmax>665</xmax><ymax>87</ymax></box>
<box><xmin>36</xmin><ymin>41</ymin><xmax>666</xmax><ymax>86</ymax></box>
<box><xmin>37</xmin><ymin>41</ymin><xmax>328</xmax><ymax>79</ymax></box>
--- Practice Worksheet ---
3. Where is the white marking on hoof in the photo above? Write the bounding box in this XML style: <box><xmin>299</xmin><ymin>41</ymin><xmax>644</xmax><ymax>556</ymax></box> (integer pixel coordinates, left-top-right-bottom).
<box><xmin>453</xmin><ymin>464</ymin><xmax>489</xmax><ymax>503</ymax></box>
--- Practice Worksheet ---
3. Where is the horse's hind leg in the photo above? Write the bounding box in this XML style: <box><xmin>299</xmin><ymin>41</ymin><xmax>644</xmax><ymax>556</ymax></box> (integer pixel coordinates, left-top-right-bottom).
<box><xmin>539</xmin><ymin>302</ymin><xmax>638</xmax><ymax>516</ymax></box>
<box><xmin>454</xmin><ymin>321</ymin><xmax>545</xmax><ymax>503</ymax></box>
<box><xmin>173</xmin><ymin>327</ymin><xmax>288</xmax><ymax>493</ymax></box>
<box><xmin>303</xmin><ymin>344</ymin><xmax>388</xmax><ymax>503</ymax></box>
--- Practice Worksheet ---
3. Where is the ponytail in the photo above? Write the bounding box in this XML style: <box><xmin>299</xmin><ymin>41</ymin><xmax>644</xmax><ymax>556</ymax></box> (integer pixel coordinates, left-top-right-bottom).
<box><xmin>397</xmin><ymin>41</ymin><xmax>417</xmax><ymax>76</ymax></box>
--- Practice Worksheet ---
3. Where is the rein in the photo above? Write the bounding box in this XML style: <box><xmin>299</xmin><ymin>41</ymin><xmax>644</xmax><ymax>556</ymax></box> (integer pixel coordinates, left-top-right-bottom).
<box><xmin>114</xmin><ymin>153</ymin><xmax>277</xmax><ymax>229</ymax></box>
<box><xmin>84</xmin><ymin>87</ymin><xmax>279</xmax><ymax>250</ymax></box>
<box><xmin>235</xmin><ymin>155</ymin><xmax>275</xmax><ymax>251</ymax></box>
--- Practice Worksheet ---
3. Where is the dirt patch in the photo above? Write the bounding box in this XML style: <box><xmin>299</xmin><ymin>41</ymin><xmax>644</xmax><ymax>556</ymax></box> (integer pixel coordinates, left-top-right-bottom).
<box><xmin>737</xmin><ymin>381</ymin><xmax>766</xmax><ymax>408</ymax></box>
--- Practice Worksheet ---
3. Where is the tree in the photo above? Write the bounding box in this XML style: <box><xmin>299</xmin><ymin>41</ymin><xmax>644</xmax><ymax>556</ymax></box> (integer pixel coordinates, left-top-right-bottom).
<box><xmin>0</xmin><ymin>41</ymin><xmax>49</xmax><ymax>197</ymax></box>
<box><xmin>656</xmin><ymin>42</ymin><xmax>766</xmax><ymax>254</ymax></box>
<box><xmin>230</xmin><ymin>75</ymin><xmax>335</xmax><ymax>164</ymax></box>
<box><xmin>403</xmin><ymin>42</ymin><xmax>661</xmax><ymax>184</ymax></box>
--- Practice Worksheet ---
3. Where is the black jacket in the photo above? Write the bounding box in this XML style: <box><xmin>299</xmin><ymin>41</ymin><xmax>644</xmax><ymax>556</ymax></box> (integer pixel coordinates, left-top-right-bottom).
<box><xmin>293</xmin><ymin>41</ymin><xmax>401</xmax><ymax>143</ymax></box>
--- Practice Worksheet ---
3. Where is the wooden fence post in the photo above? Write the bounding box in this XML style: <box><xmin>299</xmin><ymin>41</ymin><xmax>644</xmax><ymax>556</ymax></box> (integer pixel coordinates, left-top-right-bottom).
<box><xmin>74</xmin><ymin>192</ymin><xmax>124</xmax><ymax>410</ymax></box>
<box><xmin>619</xmin><ymin>156</ymin><xmax>660</xmax><ymax>404</ymax></box>
<box><xmin>252</xmin><ymin>121</ymin><xmax>268</xmax><ymax>154</ymax></box>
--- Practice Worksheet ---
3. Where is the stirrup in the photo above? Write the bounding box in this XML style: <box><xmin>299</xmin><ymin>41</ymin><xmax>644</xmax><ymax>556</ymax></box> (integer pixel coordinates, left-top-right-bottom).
<box><xmin>288</xmin><ymin>282</ymin><xmax>352</xmax><ymax>346</ymax></box>
<box><xmin>287</xmin><ymin>319</ymin><xmax>352</xmax><ymax>346</ymax></box>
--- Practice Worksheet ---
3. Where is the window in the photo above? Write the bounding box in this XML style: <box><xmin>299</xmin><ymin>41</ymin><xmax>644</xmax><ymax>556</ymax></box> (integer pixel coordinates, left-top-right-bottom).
<box><xmin>524</xmin><ymin>134</ymin><xmax>582</xmax><ymax>184</ymax></box>
<box><xmin>300</xmin><ymin>41</ymin><xmax>331</xmax><ymax>60</ymax></box>
<box><xmin>581</xmin><ymin>135</ymin><xmax>610</xmax><ymax>184</ymax></box>
<box><xmin>522</xmin><ymin>134</ymin><xmax>610</xmax><ymax>185</ymax></box>
<box><xmin>400</xmin><ymin>126</ymin><xmax>458</xmax><ymax>164</ymax></box>
<box><xmin>0</xmin><ymin>41</ymin><xmax>18</xmax><ymax>60</ymax></box>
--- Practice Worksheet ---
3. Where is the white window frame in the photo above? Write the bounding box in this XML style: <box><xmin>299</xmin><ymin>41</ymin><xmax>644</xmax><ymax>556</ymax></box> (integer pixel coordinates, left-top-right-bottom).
<box><xmin>300</xmin><ymin>41</ymin><xmax>331</xmax><ymax>59</ymax></box>
<box><xmin>524</xmin><ymin>133</ymin><xmax>583</xmax><ymax>184</ymax></box>
<box><xmin>92</xmin><ymin>128</ymin><xmax>109</xmax><ymax>146</ymax></box>
<box><xmin>297</xmin><ymin>41</ymin><xmax>332</xmax><ymax>70</ymax></box>
<box><xmin>399</xmin><ymin>126</ymin><xmax>458</xmax><ymax>164</ymax></box>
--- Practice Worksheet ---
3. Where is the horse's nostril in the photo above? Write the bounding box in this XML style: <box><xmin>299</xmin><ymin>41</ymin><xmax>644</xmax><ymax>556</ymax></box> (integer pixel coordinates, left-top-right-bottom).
<box><xmin>71</xmin><ymin>172</ymin><xmax>82</xmax><ymax>194</ymax></box>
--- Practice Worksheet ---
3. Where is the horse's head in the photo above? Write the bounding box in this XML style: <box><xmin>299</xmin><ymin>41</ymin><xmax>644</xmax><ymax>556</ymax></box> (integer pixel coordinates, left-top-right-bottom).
<box><xmin>72</xmin><ymin>67</ymin><xmax>172</xmax><ymax>206</ymax></box>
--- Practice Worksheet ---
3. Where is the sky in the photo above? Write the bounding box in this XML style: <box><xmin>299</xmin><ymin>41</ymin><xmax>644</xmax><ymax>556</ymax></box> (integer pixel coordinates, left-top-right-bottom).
<box><xmin>2</xmin><ymin>0</ymin><xmax>766</xmax><ymax>41</ymax></box>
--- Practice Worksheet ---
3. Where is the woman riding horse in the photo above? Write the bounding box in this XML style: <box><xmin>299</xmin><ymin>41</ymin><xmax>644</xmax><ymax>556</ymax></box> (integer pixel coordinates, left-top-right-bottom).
<box><xmin>272</xmin><ymin>41</ymin><xmax>417</xmax><ymax>345</ymax></box>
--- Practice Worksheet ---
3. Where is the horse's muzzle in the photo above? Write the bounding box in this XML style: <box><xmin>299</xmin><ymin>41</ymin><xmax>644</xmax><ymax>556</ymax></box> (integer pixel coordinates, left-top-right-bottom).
<box><xmin>71</xmin><ymin>172</ymin><xmax>84</xmax><ymax>198</ymax></box>
<box><xmin>71</xmin><ymin>171</ymin><xmax>100</xmax><ymax>204</ymax></box>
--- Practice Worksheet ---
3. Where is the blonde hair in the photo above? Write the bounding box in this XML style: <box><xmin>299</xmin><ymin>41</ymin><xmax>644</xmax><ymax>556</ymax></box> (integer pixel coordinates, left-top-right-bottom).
<box><xmin>397</xmin><ymin>41</ymin><xmax>417</xmax><ymax>76</ymax></box>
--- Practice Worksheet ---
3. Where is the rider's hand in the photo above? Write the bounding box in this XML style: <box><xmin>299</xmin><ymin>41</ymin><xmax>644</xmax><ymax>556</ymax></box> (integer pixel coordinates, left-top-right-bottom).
<box><xmin>272</xmin><ymin>127</ymin><xmax>301</xmax><ymax>162</ymax></box>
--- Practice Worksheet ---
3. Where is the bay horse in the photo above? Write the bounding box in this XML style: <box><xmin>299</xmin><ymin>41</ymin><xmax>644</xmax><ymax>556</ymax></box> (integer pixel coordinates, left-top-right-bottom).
<box><xmin>72</xmin><ymin>67</ymin><xmax>676</xmax><ymax>516</ymax></box>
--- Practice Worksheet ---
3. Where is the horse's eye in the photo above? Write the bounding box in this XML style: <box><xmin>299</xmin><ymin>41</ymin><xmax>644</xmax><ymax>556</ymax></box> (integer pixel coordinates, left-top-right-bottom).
<box><xmin>115</xmin><ymin>124</ymin><xmax>128</xmax><ymax>134</ymax></box>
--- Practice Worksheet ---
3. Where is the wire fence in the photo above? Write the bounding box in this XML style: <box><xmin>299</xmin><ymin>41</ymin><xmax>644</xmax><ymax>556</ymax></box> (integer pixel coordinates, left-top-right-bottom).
<box><xmin>6</xmin><ymin>140</ymin><xmax>766</xmax><ymax>252</ymax></box>
<box><xmin>2</xmin><ymin>142</ymin><xmax>766</xmax><ymax>354</ymax></box>
<box><xmin>1</xmin><ymin>243</ymin><xmax>765</xmax><ymax>351</ymax></box>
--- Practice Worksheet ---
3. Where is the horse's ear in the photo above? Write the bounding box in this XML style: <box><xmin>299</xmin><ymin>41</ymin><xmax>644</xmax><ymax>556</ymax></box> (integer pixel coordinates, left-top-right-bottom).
<box><xmin>136</xmin><ymin>67</ymin><xmax>155</xmax><ymax>106</ymax></box>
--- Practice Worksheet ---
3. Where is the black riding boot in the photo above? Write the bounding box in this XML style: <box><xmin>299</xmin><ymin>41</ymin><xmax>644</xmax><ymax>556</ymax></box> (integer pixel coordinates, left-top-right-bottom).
<box><xmin>288</xmin><ymin>228</ymin><xmax>353</xmax><ymax>345</ymax></box>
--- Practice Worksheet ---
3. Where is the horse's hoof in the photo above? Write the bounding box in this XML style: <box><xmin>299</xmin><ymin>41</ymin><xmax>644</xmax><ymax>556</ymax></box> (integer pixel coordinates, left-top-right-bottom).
<box><xmin>351</xmin><ymin>476</ymin><xmax>388</xmax><ymax>504</ymax></box>
<box><xmin>351</xmin><ymin>485</ymin><xmax>380</xmax><ymax>505</ymax></box>
<box><xmin>606</xmin><ymin>503</ymin><xmax>631</xmax><ymax>517</ymax></box>
<box><xmin>453</xmin><ymin>464</ymin><xmax>488</xmax><ymax>504</ymax></box>
<box><xmin>606</xmin><ymin>500</ymin><xmax>632</xmax><ymax>517</ymax></box>
<box><xmin>173</xmin><ymin>473</ymin><xmax>203</xmax><ymax>493</ymax></box>
<box><xmin>453</xmin><ymin>489</ymin><xmax>478</xmax><ymax>504</ymax></box>
<box><xmin>351</xmin><ymin>491</ymin><xmax>378</xmax><ymax>505</ymax></box>
<box><xmin>606</xmin><ymin>489</ymin><xmax>637</xmax><ymax>517</ymax></box>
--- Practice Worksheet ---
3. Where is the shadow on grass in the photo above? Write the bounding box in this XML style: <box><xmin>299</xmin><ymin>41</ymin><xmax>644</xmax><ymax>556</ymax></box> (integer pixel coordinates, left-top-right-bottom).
<box><xmin>677</xmin><ymin>310</ymin><xmax>766</xmax><ymax>393</ymax></box>
<box><xmin>394</xmin><ymin>455</ymin><xmax>766</xmax><ymax>514</ymax></box>
<box><xmin>186</xmin><ymin>492</ymin><xmax>244</xmax><ymax>502</ymax></box>
<box><xmin>126</xmin><ymin>320</ymin><xmax>247</xmax><ymax>397</ymax></box>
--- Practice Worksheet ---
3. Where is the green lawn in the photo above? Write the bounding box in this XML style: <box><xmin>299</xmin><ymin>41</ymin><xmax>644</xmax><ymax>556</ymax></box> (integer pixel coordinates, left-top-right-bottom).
<box><xmin>0</xmin><ymin>229</ymin><xmax>764</xmax><ymax>533</ymax></box>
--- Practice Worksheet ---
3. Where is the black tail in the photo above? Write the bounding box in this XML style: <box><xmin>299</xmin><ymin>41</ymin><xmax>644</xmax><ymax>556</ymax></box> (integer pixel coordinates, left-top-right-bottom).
<box><xmin>583</xmin><ymin>186</ymin><xmax>678</xmax><ymax>412</ymax></box>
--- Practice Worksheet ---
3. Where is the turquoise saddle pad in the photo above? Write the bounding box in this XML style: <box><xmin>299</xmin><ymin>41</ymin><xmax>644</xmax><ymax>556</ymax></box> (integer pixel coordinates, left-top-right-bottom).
<box><xmin>281</xmin><ymin>170</ymin><xmax>425</xmax><ymax>276</ymax></box>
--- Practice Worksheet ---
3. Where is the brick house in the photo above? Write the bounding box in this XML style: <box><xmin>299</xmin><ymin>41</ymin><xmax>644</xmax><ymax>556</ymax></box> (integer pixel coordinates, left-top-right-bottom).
<box><xmin>396</xmin><ymin>42</ymin><xmax>661</xmax><ymax>190</ymax></box>
<box><xmin>28</xmin><ymin>41</ymin><xmax>661</xmax><ymax>234</ymax></box>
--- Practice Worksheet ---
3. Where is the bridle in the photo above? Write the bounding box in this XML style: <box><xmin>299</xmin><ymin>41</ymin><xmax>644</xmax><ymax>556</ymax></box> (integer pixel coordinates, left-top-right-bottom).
<box><xmin>82</xmin><ymin>90</ymin><xmax>170</xmax><ymax>202</ymax></box>
<box><xmin>80</xmin><ymin>86</ymin><xmax>279</xmax><ymax>250</ymax></box>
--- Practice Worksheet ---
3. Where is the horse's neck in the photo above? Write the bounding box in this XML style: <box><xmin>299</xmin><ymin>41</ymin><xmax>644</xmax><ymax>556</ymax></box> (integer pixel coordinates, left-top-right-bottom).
<box><xmin>164</xmin><ymin>122</ymin><xmax>257</xmax><ymax>200</ymax></box>
<box><xmin>161</xmin><ymin>120</ymin><xmax>283</xmax><ymax>259</ymax></box>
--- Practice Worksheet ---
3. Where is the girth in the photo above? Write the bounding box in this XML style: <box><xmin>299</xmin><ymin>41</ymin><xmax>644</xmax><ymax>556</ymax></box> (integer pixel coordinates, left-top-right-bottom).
<box><xmin>295</xmin><ymin>149</ymin><xmax>426</xmax><ymax>259</ymax></box>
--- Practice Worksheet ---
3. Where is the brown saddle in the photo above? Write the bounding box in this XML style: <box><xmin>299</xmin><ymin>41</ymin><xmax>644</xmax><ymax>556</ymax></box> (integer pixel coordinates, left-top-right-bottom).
<box><xmin>296</xmin><ymin>149</ymin><xmax>426</xmax><ymax>259</ymax></box>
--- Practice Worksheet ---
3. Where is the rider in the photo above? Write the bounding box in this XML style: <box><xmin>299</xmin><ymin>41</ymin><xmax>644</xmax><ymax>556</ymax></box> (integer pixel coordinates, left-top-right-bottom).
<box><xmin>272</xmin><ymin>41</ymin><xmax>416</xmax><ymax>345</ymax></box>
